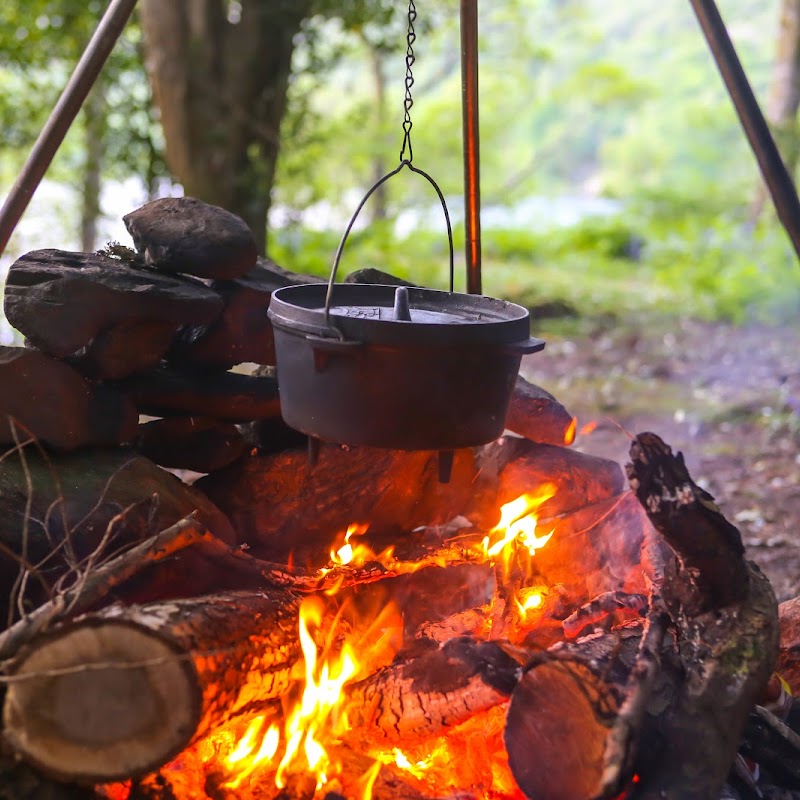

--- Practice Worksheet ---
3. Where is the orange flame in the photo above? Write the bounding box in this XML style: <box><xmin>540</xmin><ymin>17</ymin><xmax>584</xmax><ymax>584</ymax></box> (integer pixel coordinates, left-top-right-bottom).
<box><xmin>274</xmin><ymin>596</ymin><xmax>358</xmax><ymax>790</ymax></box>
<box><xmin>219</xmin><ymin>594</ymin><xmax>402</xmax><ymax>793</ymax></box>
<box><xmin>564</xmin><ymin>416</ymin><xmax>577</xmax><ymax>445</ymax></box>
<box><xmin>195</xmin><ymin>488</ymin><xmax>561</xmax><ymax>796</ymax></box>
<box><xmin>514</xmin><ymin>585</ymin><xmax>548</xmax><ymax>620</ymax></box>
<box><xmin>358</xmin><ymin>760</ymin><xmax>382</xmax><ymax>800</ymax></box>
<box><xmin>482</xmin><ymin>484</ymin><xmax>556</xmax><ymax>568</ymax></box>
<box><xmin>222</xmin><ymin>716</ymin><xmax>281</xmax><ymax>789</ymax></box>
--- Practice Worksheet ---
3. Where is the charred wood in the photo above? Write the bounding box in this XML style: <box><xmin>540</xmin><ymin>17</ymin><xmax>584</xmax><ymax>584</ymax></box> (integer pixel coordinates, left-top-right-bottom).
<box><xmin>741</xmin><ymin>705</ymin><xmax>800</xmax><ymax>790</ymax></box>
<box><xmin>625</xmin><ymin>433</ymin><xmax>779</xmax><ymax>800</ymax></box>
<box><xmin>344</xmin><ymin>637</ymin><xmax>522</xmax><ymax>746</ymax></box>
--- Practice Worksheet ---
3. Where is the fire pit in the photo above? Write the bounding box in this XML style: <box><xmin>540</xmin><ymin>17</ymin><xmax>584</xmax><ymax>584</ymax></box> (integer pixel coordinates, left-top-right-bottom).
<box><xmin>0</xmin><ymin>431</ymin><xmax>784</xmax><ymax>800</ymax></box>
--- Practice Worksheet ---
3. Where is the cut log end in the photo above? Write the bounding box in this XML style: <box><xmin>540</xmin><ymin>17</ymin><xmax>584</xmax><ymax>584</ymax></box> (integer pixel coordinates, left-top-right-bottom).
<box><xmin>2</xmin><ymin>620</ymin><xmax>201</xmax><ymax>783</ymax></box>
<box><xmin>505</xmin><ymin>661</ymin><xmax>619</xmax><ymax>800</ymax></box>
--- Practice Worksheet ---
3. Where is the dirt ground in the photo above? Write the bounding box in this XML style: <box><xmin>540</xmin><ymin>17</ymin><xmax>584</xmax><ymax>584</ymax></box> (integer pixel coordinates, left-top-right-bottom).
<box><xmin>521</xmin><ymin>315</ymin><xmax>800</xmax><ymax>603</ymax></box>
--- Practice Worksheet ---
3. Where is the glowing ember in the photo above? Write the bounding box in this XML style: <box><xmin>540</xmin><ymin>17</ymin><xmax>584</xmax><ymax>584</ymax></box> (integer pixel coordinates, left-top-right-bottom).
<box><xmin>580</xmin><ymin>419</ymin><xmax>599</xmax><ymax>436</ymax></box>
<box><xmin>515</xmin><ymin>586</ymin><xmax>548</xmax><ymax>620</ymax></box>
<box><xmin>390</xmin><ymin>747</ymin><xmax>434</xmax><ymax>779</ymax></box>
<box><xmin>564</xmin><ymin>416</ymin><xmax>577</xmax><ymax>444</ymax></box>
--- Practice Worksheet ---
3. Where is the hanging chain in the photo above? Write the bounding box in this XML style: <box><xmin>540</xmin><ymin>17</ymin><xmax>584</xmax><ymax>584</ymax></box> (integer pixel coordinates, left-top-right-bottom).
<box><xmin>399</xmin><ymin>0</ymin><xmax>417</xmax><ymax>164</ymax></box>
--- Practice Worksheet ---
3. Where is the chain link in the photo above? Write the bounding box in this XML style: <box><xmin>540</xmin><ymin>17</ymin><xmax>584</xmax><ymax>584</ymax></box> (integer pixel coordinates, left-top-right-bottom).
<box><xmin>399</xmin><ymin>0</ymin><xmax>417</xmax><ymax>163</ymax></box>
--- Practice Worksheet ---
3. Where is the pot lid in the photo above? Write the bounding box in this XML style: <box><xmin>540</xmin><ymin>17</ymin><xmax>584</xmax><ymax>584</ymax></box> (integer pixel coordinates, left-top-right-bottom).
<box><xmin>269</xmin><ymin>283</ymin><xmax>540</xmax><ymax>346</ymax></box>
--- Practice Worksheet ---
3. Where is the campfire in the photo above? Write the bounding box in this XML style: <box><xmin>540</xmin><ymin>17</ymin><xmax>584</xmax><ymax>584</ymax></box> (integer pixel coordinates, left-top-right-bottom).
<box><xmin>0</xmin><ymin>429</ymin><xmax>787</xmax><ymax>800</ymax></box>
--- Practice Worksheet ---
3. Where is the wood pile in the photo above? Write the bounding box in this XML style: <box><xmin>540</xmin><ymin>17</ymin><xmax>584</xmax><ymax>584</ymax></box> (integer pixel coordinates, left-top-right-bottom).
<box><xmin>0</xmin><ymin>428</ymin><xmax>796</xmax><ymax>800</ymax></box>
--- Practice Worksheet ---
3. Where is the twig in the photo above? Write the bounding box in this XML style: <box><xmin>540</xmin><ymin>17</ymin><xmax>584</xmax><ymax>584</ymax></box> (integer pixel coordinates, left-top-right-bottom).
<box><xmin>740</xmin><ymin>705</ymin><xmax>800</xmax><ymax>790</ymax></box>
<box><xmin>60</xmin><ymin>503</ymin><xmax>138</xmax><ymax>617</ymax></box>
<box><xmin>9</xmin><ymin>422</ymin><xmax>35</xmax><ymax>626</ymax></box>
<box><xmin>0</xmin><ymin>513</ymin><xmax>209</xmax><ymax>663</ymax></box>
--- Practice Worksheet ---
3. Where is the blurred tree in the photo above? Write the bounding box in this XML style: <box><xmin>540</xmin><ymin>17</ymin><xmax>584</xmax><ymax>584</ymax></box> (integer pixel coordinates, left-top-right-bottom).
<box><xmin>751</xmin><ymin>0</ymin><xmax>800</xmax><ymax>221</ymax></box>
<box><xmin>0</xmin><ymin>1</ymin><xmax>165</xmax><ymax>251</ymax></box>
<box><xmin>137</xmin><ymin>0</ymin><xmax>403</xmax><ymax>254</ymax></box>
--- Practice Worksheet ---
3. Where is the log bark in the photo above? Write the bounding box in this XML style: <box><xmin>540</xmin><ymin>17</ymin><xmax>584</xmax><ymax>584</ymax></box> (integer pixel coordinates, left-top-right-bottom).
<box><xmin>2</xmin><ymin>589</ymin><xmax>301</xmax><ymax>783</ymax></box>
<box><xmin>344</xmin><ymin>637</ymin><xmax>522</xmax><ymax>746</ymax></box>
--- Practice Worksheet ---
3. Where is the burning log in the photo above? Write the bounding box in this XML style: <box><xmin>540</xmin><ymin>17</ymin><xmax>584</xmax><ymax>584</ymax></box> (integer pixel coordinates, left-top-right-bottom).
<box><xmin>344</xmin><ymin>637</ymin><xmax>522</xmax><ymax>746</ymax></box>
<box><xmin>2</xmin><ymin>589</ymin><xmax>301</xmax><ymax>784</ymax></box>
<box><xmin>505</xmin><ymin>375</ymin><xmax>576</xmax><ymax>446</ymax></box>
<box><xmin>504</xmin><ymin>432</ymin><xmax>779</xmax><ymax>800</ymax></box>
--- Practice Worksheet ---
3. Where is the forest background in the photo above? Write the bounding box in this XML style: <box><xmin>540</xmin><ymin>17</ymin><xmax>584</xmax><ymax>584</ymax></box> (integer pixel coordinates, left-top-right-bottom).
<box><xmin>1</xmin><ymin>0</ymin><xmax>799</xmax><ymax>338</ymax></box>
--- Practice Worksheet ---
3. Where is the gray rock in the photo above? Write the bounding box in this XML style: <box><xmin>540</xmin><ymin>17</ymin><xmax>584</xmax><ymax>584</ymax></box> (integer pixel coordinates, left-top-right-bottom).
<box><xmin>4</xmin><ymin>249</ymin><xmax>223</xmax><ymax>357</ymax></box>
<box><xmin>136</xmin><ymin>416</ymin><xmax>247</xmax><ymax>473</ymax></box>
<box><xmin>123</xmin><ymin>196</ymin><xmax>257</xmax><ymax>280</ymax></box>
<box><xmin>0</xmin><ymin>346</ymin><xmax>137</xmax><ymax>450</ymax></box>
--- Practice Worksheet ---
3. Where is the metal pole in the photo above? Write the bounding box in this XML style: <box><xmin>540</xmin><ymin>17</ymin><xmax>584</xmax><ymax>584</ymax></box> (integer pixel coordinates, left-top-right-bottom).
<box><xmin>0</xmin><ymin>0</ymin><xmax>138</xmax><ymax>258</ymax></box>
<box><xmin>690</xmin><ymin>0</ymin><xmax>800</xmax><ymax>262</ymax></box>
<box><xmin>461</xmin><ymin>0</ymin><xmax>482</xmax><ymax>294</ymax></box>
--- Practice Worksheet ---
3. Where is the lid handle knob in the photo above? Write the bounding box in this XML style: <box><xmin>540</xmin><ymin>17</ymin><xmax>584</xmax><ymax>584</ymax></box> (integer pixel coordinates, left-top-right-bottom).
<box><xmin>393</xmin><ymin>286</ymin><xmax>412</xmax><ymax>321</ymax></box>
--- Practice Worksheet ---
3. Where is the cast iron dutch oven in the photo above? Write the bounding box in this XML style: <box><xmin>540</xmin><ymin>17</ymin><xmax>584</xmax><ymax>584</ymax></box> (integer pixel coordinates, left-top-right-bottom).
<box><xmin>268</xmin><ymin>282</ymin><xmax>544</xmax><ymax>451</ymax></box>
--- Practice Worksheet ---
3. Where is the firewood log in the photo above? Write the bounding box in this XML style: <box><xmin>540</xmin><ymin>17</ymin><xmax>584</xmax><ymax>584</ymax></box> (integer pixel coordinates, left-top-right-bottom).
<box><xmin>504</xmin><ymin>620</ymin><xmax>659</xmax><ymax>800</ymax></box>
<box><xmin>505</xmin><ymin>375</ymin><xmax>576</xmax><ymax>446</ymax></box>
<box><xmin>2</xmin><ymin>589</ymin><xmax>301</xmax><ymax>784</ymax></box>
<box><xmin>624</xmin><ymin>433</ymin><xmax>779</xmax><ymax>800</ymax></box>
<box><xmin>504</xmin><ymin>432</ymin><xmax>779</xmax><ymax>800</ymax></box>
<box><xmin>344</xmin><ymin>637</ymin><xmax>522</xmax><ymax>746</ymax></box>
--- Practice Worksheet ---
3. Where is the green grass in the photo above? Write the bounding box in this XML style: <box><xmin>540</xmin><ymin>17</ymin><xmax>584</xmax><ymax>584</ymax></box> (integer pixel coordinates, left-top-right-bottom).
<box><xmin>269</xmin><ymin>206</ymin><xmax>800</xmax><ymax>326</ymax></box>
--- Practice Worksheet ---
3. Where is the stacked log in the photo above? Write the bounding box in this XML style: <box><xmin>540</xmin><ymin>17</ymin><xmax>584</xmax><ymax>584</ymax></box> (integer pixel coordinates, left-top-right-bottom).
<box><xmin>2</xmin><ymin>195</ymin><xmax>573</xmax><ymax>470</ymax></box>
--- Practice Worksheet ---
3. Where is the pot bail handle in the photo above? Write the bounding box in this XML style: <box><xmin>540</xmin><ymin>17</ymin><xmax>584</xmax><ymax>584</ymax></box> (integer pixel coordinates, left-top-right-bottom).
<box><xmin>324</xmin><ymin>160</ymin><xmax>456</xmax><ymax>328</ymax></box>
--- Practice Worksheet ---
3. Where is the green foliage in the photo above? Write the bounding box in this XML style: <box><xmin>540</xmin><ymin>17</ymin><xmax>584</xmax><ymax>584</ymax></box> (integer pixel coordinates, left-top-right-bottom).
<box><xmin>0</xmin><ymin>1</ymin><xmax>164</xmax><ymax>191</ymax></box>
<box><xmin>271</xmin><ymin>204</ymin><xmax>800</xmax><ymax>327</ymax></box>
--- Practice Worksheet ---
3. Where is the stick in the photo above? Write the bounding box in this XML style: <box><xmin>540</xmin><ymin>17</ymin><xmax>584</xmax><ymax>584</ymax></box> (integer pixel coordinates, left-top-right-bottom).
<box><xmin>0</xmin><ymin>514</ymin><xmax>208</xmax><ymax>662</ymax></box>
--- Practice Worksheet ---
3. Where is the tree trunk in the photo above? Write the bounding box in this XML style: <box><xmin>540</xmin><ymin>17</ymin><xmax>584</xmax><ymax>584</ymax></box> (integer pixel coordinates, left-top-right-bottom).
<box><xmin>80</xmin><ymin>80</ymin><xmax>106</xmax><ymax>253</ymax></box>
<box><xmin>751</xmin><ymin>0</ymin><xmax>800</xmax><ymax>221</ymax></box>
<box><xmin>364</xmin><ymin>38</ymin><xmax>389</xmax><ymax>223</ymax></box>
<box><xmin>137</xmin><ymin>0</ymin><xmax>313</xmax><ymax>254</ymax></box>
